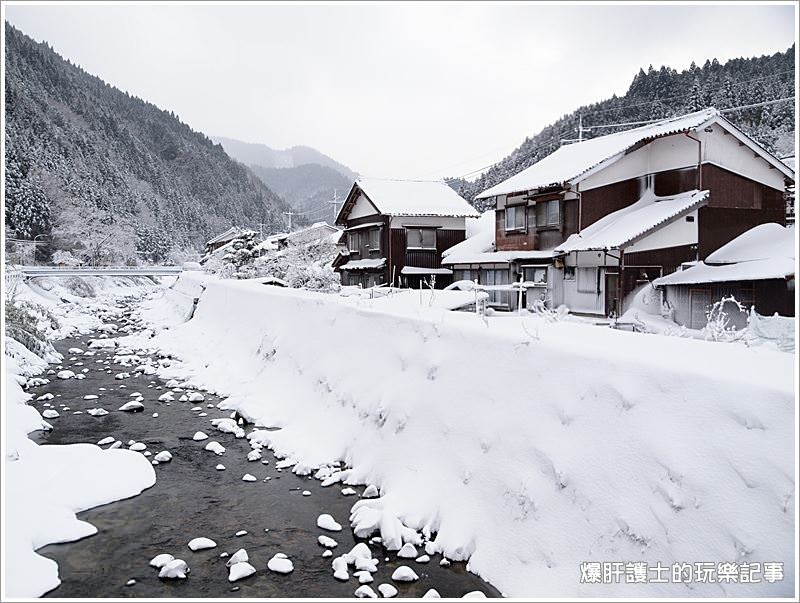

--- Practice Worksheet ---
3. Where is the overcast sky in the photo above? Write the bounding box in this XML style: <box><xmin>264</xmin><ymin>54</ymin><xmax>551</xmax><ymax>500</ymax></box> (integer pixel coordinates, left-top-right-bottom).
<box><xmin>4</xmin><ymin>3</ymin><xmax>796</xmax><ymax>179</ymax></box>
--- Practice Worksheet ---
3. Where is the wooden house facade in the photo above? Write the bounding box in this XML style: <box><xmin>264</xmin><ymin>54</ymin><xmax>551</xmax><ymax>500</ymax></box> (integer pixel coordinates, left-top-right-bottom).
<box><xmin>445</xmin><ymin>108</ymin><xmax>794</xmax><ymax>315</ymax></box>
<box><xmin>334</xmin><ymin>179</ymin><xmax>479</xmax><ymax>289</ymax></box>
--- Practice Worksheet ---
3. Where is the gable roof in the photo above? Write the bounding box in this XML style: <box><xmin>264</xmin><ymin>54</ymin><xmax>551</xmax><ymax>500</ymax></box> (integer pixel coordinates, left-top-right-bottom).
<box><xmin>476</xmin><ymin>108</ymin><xmax>795</xmax><ymax>199</ymax></box>
<box><xmin>653</xmin><ymin>223</ymin><xmax>795</xmax><ymax>286</ymax></box>
<box><xmin>336</xmin><ymin>178</ymin><xmax>479</xmax><ymax>223</ymax></box>
<box><xmin>555</xmin><ymin>189</ymin><xmax>709</xmax><ymax>253</ymax></box>
<box><xmin>207</xmin><ymin>226</ymin><xmax>244</xmax><ymax>245</ymax></box>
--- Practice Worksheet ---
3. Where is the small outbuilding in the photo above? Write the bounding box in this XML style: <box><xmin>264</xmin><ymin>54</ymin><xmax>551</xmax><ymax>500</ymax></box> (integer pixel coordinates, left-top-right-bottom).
<box><xmin>653</xmin><ymin>223</ymin><xmax>795</xmax><ymax>329</ymax></box>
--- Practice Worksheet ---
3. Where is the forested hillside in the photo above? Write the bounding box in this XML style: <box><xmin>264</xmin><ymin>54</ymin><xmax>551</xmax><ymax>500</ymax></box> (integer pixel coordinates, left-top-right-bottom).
<box><xmin>4</xmin><ymin>23</ymin><xmax>292</xmax><ymax>263</ymax></box>
<box><xmin>450</xmin><ymin>47</ymin><xmax>795</xmax><ymax>210</ymax></box>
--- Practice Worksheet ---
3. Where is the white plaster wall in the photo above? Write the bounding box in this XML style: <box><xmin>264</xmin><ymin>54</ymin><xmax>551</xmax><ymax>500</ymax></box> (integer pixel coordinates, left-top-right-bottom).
<box><xmin>625</xmin><ymin>209</ymin><xmax>699</xmax><ymax>254</ymax></box>
<box><xmin>389</xmin><ymin>216</ymin><xmax>467</xmax><ymax>229</ymax></box>
<box><xmin>698</xmin><ymin>127</ymin><xmax>785</xmax><ymax>190</ymax></box>
<box><xmin>350</xmin><ymin>193</ymin><xmax>380</xmax><ymax>220</ymax></box>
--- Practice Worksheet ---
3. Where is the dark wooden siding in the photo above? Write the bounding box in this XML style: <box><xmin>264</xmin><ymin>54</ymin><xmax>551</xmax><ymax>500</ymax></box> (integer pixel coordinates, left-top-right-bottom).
<box><xmin>701</xmin><ymin>163</ymin><xmax>783</xmax><ymax>210</ymax></box>
<box><xmin>495</xmin><ymin>207</ymin><xmax>536</xmax><ymax>251</ymax></box>
<box><xmin>388</xmin><ymin>228</ymin><xmax>405</xmax><ymax>286</ymax></box>
<box><xmin>387</xmin><ymin>228</ymin><xmax>464</xmax><ymax>287</ymax></box>
<box><xmin>345</xmin><ymin>214</ymin><xmax>388</xmax><ymax>228</ymax></box>
<box><xmin>580</xmin><ymin>178</ymin><xmax>640</xmax><ymax>229</ymax></box>
<box><xmin>624</xmin><ymin>244</ymin><xmax>698</xmax><ymax>277</ymax></box>
<box><xmin>665</xmin><ymin>278</ymin><xmax>794</xmax><ymax>329</ymax></box>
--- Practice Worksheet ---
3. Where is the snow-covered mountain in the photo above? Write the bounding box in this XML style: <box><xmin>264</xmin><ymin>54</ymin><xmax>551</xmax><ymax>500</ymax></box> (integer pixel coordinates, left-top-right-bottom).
<box><xmin>213</xmin><ymin>136</ymin><xmax>356</xmax><ymax>220</ymax></box>
<box><xmin>4</xmin><ymin>24</ymin><xmax>292</xmax><ymax>263</ymax></box>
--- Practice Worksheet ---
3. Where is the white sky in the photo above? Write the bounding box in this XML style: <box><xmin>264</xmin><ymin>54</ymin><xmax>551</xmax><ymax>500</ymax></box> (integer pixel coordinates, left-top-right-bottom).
<box><xmin>4</xmin><ymin>3</ymin><xmax>796</xmax><ymax>180</ymax></box>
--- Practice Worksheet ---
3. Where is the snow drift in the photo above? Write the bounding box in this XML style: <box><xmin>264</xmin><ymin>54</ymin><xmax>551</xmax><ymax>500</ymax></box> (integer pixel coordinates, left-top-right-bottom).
<box><xmin>151</xmin><ymin>273</ymin><xmax>794</xmax><ymax>597</ymax></box>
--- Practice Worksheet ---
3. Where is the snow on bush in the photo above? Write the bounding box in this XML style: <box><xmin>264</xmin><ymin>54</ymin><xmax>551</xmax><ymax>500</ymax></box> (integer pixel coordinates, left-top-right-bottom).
<box><xmin>149</xmin><ymin>274</ymin><xmax>795</xmax><ymax>597</ymax></box>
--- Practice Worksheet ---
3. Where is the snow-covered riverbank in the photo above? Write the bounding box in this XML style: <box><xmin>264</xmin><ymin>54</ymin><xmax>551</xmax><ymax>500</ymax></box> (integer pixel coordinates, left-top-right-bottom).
<box><xmin>3</xmin><ymin>277</ymin><xmax>158</xmax><ymax>598</ymax></box>
<box><xmin>131</xmin><ymin>272</ymin><xmax>795</xmax><ymax>597</ymax></box>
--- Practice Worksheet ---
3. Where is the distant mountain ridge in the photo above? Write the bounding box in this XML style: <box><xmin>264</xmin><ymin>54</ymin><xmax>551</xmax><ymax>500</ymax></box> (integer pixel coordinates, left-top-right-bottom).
<box><xmin>214</xmin><ymin>135</ymin><xmax>357</xmax><ymax>223</ymax></box>
<box><xmin>4</xmin><ymin>23</ymin><xmax>292</xmax><ymax>262</ymax></box>
<box><xmin>450</xmin><ymin>46</ymin><xmax>795</xmax><ymax>210</ymax></box>
<box><xmin>212</xmin><ymin>136</ymin><xmax>357</xmax><ymax>179</ymax></box>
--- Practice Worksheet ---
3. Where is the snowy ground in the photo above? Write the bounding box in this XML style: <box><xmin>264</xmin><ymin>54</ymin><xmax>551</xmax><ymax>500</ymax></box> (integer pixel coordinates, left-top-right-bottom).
<box><xmin>120</xmin><ymin>272</ymin><xmax>795</xmax><ymax>597</ymax></box>
<box><xmin>3</xmin><ymin>277</ymin><xmax>159</xmax><ymax>598</ymax></box>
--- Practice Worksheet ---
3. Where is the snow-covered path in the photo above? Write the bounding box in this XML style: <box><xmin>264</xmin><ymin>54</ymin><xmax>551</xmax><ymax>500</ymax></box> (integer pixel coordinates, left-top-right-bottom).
<box><xmin>26</xmin><ymin>312</ymin><xmax>497</xmax><ymax>598</ymax></box>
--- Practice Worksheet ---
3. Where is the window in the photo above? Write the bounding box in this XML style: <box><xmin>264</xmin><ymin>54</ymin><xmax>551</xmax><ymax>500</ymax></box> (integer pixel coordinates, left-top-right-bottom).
<box><xmin>407</xmin><ymin>228</ymin><xmax>436</xmax><ymax>249</ymax></box>
<box><xmin>523</xmin><ymin>267</ymin><xmax>547</xmax><ymax>285</ymax></box>
<box><xmin>535</xmin><ymin>200</ymin><xmax>561</xmax><ymax>227</ymax></box>
<box><xmin>347</xmin><ymin>232</ymin><xmax>359</xmax><ymax>253</ymax></box>
<box><xmin>454</xmin><ymin>269</ymin><xmax>476</xmax><ymax>283</ymax></box>
<box><xmin>368</xmin><ymin>228</ymin><xmax>380</xmax><ymax>253</ymax></box>
<box><xmin>504</xmin><ymin>205</ymin><xmax>526</xmax><ymax>231</ymax></box>
<box><xmin>564</xmin><ymin>266</ymin><xmax>576</xmax><ymax>280</ymax></box>
<box><xmin>577</xmin><ymin>267</ymin><xmax>597</xmax><ymax>294</ymax></box>
<box><xmin>481</xmin><ymin>268</ymin><xmax>512</xmax><ymax>307</ymax></box>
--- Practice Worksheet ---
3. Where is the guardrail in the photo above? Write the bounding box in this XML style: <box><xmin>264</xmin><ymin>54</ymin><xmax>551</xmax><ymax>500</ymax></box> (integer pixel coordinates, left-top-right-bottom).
<box><xmin>15</xmin><ymin>266</ymin><xmax>184</xmax><ymax>277</ymax></box>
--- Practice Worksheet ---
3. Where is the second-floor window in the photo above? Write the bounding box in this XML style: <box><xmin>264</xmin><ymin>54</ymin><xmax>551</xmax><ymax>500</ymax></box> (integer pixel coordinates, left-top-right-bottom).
<box><xmin>348</xmin><ymin>228</ymin><xmax>382</xmax><ymax>256</ymax></box>
<box><xmin>535</xmin><ymin>199</ymin><xmax>561</xmax><ymax>228</ymax></box>
<box><xmin>406</xmin><ymin>227</ymin><xmax>436</xmax><ymax>250</ymax></box>
<box><xmin>504</xmin><ymin>205</ymin><xmax>526</xmax><ymax>232</ymax></box>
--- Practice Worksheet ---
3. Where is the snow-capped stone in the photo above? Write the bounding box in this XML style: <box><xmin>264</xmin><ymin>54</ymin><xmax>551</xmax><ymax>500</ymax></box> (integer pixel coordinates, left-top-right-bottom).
<box><xmin>318</xmin><ymin>535</ymin><xmax>338</xmax><ymax>548</ymax></box>
<box><xmin>317</xmin><ymin>514</ymin><xmax>342</xmax><ymax>532</ymax></box>
<box><xmin>154</xmin><ymin>451</ymin><xmax>172</xmax><ymax>463</ymax></box>
<box><xmin>190</xmin><ymin>406</ymin><xmax>202</xmax><ymax>411</ymax></box>
<box><xmin>188</xmin><ymin>392</ymin><xmax>205</xmax><ymax>402</ymax></box>
<box><xmin>347</xmin><ymin>542</ymin><xmax>373</xmax><ymax>563</ymax></box>
<box><xmin>462</xmin><ymin>592</ymin><xmax>486</xmax><ymax>599</ymax></box>
<box><xmin>439</xmin><ymin>558</ymin><xmax>451</xmax><ymax>567</ymax></box>
<box><xmin>362</xmin><ymin>485</ymin><xmax>379</xmax><ymax>498</ymax></box>
<box><xmin>397</xmin><ymin>543</ymin><xmax>417</xmax><ymax>559</ymax></box>
<box><xmin>36</xmin><ymin>393</ymin><xmax>54</xmax><ymax>401</ymax></box>
<box><xmin>235</xmin><ymin>530</ymin><xmax>247</xmax><ymax>537</ymax></box>
<box><xmin>354</xmin><ymin>584</ymin><xmax>378</xmax><ymax>598</ymax></box>
<box><xmin>114</xmin><ymin>372</ymin><xmax>130</xmax><ymax>380</ymax></box>
<box><xmin>341</xmin><ymin>487</ymin><xmax>357</xmax><ymax>496</ymax></box>
<box><xmin>242</xmin><ymin>474</ymin><xmax>257</xmax><ymax>482</ymax></box>
<box><xmin>354</xmin><ymin>557</ymin><xmax>378</xmax><ymax>573</ymax></box>
<box><xmin>118</xmin><ymin>401</ymin><xmax>144</xmax><ymax>412</ymax></box>
<box><xmin>188</xmin><ymin>537</ymin><xmax>217</xmax><ymax>551</ymax></box>
<box><xmin>216</xmin><ymin>464</ymin><xmax>226</xmax><ymax>470</ymax></box>
<box><xmin>205</xmin><ymin>441</ymin><xmax>226</xmax><ymax>455</ymax></box>
<box><xmin>211</xmin><ymin>418</ymin><xmax>245</xmax><ymax>438</ymax></box>
<box><xmin>83</xmin><ymin>394</ymin><xmax>99</xmax><ymax>400</ymax></box>
<box><xmin>226</xmin><ymin>548</ymin><xmax>248</xmax><ymax>567</ymax></box>
<box><xmin>247</xmin><ymin>450</ymin><xmax>262</xmax><ymax>462</ymax></box>
<box><xmin>125</xmin><ymin>579</ymin><xmax>136</xmax><ymax>586</ymax></box>
<box><xmin>267</xmin><ymin>553</ymin><xmax>294</xmax><ymax>574</ymax></box>
<box><xmin>332</xmin><ymin>556</ymin><xmax>349</xmax><ymax>581</ymax></box>
<box><xmin>57</xmin><ymin>370</ymin><xmax>75</xmax><ymax>379</ymax></box>
<box><xmin>302</xmin><ymin>490</ymin><xmax>311</xmax><ymax>496</ymax></box>
<box><xmin>152</xmin><ymin>412</ymin><xmax>159</xmax><ymax>417</ymax></box>
<box><xmin>228</xmin><ymin>561</ymin><xmax>256</xmax><ymax>582</ymax></box>
<box><xmin>159</xmin><ymin>392</ymin><xmax>175</xmax><ymax>401</ymax></box>
<box><xmin>149</xmin><ymin>553</ymin><xmax>174</xmax><ymax>568</ymax></box>
<box><xmin>68</xmin><ymin>347</ymin><xmax>84</xmax><ymax>354</ymax></box>
<box><xmin>166</xmin><ymin>379</ymin><xmax>180</xmax><ymax>388</ymax></box>
<box><xmin>378</xmin><ymin>584</ymin><xmax>398</xmax><ymax>598</ymax></box>
<box><xmin>391</xmin><ymin>566</ymin><xmax>419</xmax><ymax>582</ymax></box>
<box><xmin>42</xmin><ymin>409</ymin><xmax>60</xmax><ymax>419</ymax></box>
<box><xmin>179</xmin><ymin>395</ymin><xmax>188</xmax><ymax>402</ymax></box>
<box><xmin>424</xmin><ymin>541</ymin><xmax>438</xmax><ymax>556</ymax></box>
<box><xmin>415</xmin><ymin>555</ymin><xmax>430</xmax><ymax>563</ymax></box>
<box><xmin>108</xmin><ymin>441</ymin><xmax>123</xmax><ymax>449</ymax></box>
<box><xmin>192</xmin><ymin>431</ymin><xmax>208</xmax><ymax>441</ymax></box>
<box><xmin>158</xmin><ymin>559</ymin><xmax>190</xmax><ymax>579</ymax></box>
<box><xmin>423</xmin><ymin>589</ymin><xmax>441</xmax><ymax>598</ymax></box>
<box><xmin>129</xmin><ymin>442</ymin><xmax>147</xmax><ymax>452</ymax></box>
<box><xmin>97</xmin><ymin>436</ymin><xmax>115</xmax><ymax>446</ymax></box>
<box><xmin>322</xmin><ymin>550</ymin><xmax>333</xmax><ymax>558</ymax></box>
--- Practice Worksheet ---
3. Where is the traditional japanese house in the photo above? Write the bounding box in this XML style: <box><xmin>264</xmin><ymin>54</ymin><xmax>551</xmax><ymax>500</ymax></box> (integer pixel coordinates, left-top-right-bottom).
<box><xmin>653</xmin><ymin>222</ymin><xmax>795</xmax><ymax>329</ymax></box>
<box><xmin>334</xmin><ymin>178</ymin><xmax>479</xmax><ymax>288</ymax></box>
<box><xmin>447</xmin><ymin>108</ymin><xmax>794</xmax><ymax>314</ymax></box>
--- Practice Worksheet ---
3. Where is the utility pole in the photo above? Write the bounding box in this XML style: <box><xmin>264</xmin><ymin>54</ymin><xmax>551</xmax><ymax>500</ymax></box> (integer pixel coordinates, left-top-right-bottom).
<box><xmin>328</xmin><ymin>190</ymin><xmax>340</xmax><ymax>225</ymax></box>
<box><xmin>282</xmin><ymin>211</ymin><xmax>300</xmax><ymax>232</ymax></box>
<box><xmin>578</xmin><ymin>113</ymin><xmax>584</xmax><ymax>143</ymax></box>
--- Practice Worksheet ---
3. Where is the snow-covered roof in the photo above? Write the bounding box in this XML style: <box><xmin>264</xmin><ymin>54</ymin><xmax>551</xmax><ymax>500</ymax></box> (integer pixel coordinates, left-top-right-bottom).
<box><xmin>555</xmin><ymin>189</ymin><xmax>709</xmax><ymax>253</ymax></box>
<box><xmin>477</xmin><ymin>108</ymin><xmax>795</xmax><ymax>199</ymax></box>
<box><xmin>706</xmin><ymin>222</ymin><xmax>794</xmax><ymax>265</ymax></box>
<box><xmin>442</xmin><ymin>210</ymin><xmax>496</xmax><ymax>262</ymax></box>
<box><xmin>442</xmin><ymin>249</ymin><xmax>555</xmax><ymax>265</ymax></box>
<box><xmin>341</xmin><ymin>178</ymin><xmax>479</xmax><ymax>219</ymax></box>
<box><xmin>340</xmin><ymin>258</ymin><xmax>387</xmax><ymax>271</ymax></box>
<box><xmin>400</xmin><ymin>267</ymin><xmax>453</xmax><ymax>276</ymax></box>
<box><xmin>207</xmin><ymin>226</ymin><xmax>244</xmax><ymax>245</ymax></box>
<box><xmin>654</xmin><ymin>223</ymin><xmax>795</xmax><ymax>286</ymax></box>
